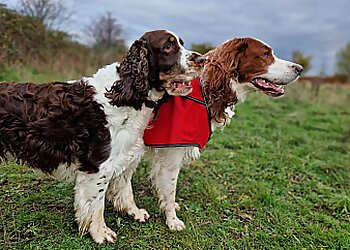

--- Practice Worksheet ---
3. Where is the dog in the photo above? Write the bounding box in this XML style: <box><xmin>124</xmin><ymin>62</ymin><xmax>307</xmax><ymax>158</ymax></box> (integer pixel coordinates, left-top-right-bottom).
<box><xmin>141</xmin><ymin>37</ymin><xmax>303</xmax><ymax>229</ymax></box>
<box><xmin>0</xmin><ymin>30</ymin><xmax>203</xmax><ymax>244</ymax></box>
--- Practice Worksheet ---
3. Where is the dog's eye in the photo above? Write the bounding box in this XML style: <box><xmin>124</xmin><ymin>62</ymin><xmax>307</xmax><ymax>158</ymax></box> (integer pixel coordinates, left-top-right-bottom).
<box><xmin>263</xmin><ymin>51</ymin><xmax>270</xmax><ymax>58</ymax></box>
<box><xmin>164</xmin><ymin>42</ymin><xmax>173</xmax><ymax>52</ymax></box>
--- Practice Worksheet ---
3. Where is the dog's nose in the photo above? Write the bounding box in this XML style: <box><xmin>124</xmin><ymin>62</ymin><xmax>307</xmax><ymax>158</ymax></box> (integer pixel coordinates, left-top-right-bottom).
<box><xmin>195</xmin><ymin>55</ymin><xmax>206</xmax><ymax>65</ymax></box>
<box><xmin>189</xmin><ymin>53</ymin><xmax>206</xmax><ymax>65</ymax></box>
<box><xmin>292</xmin><ymin>64</ymin><xmax>303</xmax><ymax>75</ymax></box>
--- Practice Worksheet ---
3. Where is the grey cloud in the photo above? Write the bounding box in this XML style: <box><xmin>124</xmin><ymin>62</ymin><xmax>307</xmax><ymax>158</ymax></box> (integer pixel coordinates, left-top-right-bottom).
<box><xmin>2</xmin><ymin>0</ymin><xmax>350</xmax><ymax>75</ymax></box>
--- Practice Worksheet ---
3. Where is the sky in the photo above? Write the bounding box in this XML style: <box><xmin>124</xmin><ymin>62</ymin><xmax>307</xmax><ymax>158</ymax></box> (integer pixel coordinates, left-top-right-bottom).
<box><xmin>2</xmin><ymin>0</ymin><xmax>350</xmax><ymax>75</ymax></box>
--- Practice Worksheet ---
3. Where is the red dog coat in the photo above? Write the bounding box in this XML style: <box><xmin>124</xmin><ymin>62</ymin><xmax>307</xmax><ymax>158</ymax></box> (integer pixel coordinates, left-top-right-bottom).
<box><xmin>143</xmin><ymin>77</ymin><xmax>211</xmax><ymax>150</ymax></box>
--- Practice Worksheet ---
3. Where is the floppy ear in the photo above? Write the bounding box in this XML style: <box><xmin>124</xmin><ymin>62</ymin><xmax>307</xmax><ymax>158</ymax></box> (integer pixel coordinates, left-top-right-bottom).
<box><xmin>203</xmin><ymin>38</ymin><xmax>248</xmax><ymax>123</ymax></box>
<box><xmin>105</xmin><ymin>38</ymin><xmax>151</xmax><ymax>110</ymax></box>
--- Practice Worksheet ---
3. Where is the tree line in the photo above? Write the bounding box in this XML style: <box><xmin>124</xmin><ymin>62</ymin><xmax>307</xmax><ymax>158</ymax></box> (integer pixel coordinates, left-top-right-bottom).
<box><xmin>1</xmin><ymin>0</ymin><xmax>350</xmax><ymax>80</ymax></box>
<box><xmin>0</xmin><ymin>0</ymin><xmax>127</xmax><ymax>78</ymax></box>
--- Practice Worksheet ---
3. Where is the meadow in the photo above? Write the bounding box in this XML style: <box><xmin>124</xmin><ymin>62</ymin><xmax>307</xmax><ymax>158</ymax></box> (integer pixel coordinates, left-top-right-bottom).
<box><xmin>0</xmin><ymin>69</ymin><xmax>349</xmax><ymax>249</ymax></box>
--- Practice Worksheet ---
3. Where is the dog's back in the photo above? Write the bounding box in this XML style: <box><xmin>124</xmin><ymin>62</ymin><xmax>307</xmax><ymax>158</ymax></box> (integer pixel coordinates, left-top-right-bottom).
<box><xmin>0</xmin><ymin>81</ymin><xmax>111</xmax><ymax>174</ymax></box>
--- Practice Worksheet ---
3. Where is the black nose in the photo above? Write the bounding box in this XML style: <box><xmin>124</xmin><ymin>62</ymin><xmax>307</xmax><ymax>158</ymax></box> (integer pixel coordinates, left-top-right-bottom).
<box><xmin>196</xmin><ymin>55</ymin><xmax>206</xmax><ymax>65</ymax></box>
<box><xmin>189</xmin><ymin>53</ymin><xmax>206</xmax><ymax>65</ymax></box>
<box><xmin>292</xmin><ymin>64</ymin><xmax>303</xmax><ymax>75</ymax></box>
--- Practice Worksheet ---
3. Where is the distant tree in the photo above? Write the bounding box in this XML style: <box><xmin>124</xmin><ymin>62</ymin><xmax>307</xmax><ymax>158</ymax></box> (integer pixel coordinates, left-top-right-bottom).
<box><xmin>292</xmin><ymin>51</ymin><xmax>312</xmax><ymax>74</ymax></box>
<box><xmin>87</xmin><ymin>12</ymin><xmax>125</xmax><ymax>49</ymax></box>
<box><xmin>17</xmin><ymin>0</ymin><xmax>70</xmax><ymax>29</ymax></box>
<box><xmin>191</xmin><ymin>43</ymin><xmax>215</xmax><ymax>55</ymax></box>
<box><xmin>336</xmin><ymin>42</ymin><xmax>350</xmax><ymax>80</ymax></box>
<box><xmin>0</xmin><ymin>3</ymin><xmax>126</xmax><ymax>75</ymax></box>
<box><xmin>0</xmin><ymin>3</ymin><xmax>47</xmax><ymax>63</ymax></box>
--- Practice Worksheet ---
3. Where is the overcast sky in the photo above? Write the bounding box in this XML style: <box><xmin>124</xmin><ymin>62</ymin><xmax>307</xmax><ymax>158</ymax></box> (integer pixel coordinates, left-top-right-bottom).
<box><xmin>2</xmin><ymin>0</ymin><xmax>350</xmax><ymax>75</ymax></box>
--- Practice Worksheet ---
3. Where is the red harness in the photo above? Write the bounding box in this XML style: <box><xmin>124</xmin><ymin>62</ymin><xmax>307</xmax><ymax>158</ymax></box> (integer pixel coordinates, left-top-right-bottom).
<box><xmin>143</xmin><ymin>77</ymin><xmax>211</xmax><ymax>150</ymax></box>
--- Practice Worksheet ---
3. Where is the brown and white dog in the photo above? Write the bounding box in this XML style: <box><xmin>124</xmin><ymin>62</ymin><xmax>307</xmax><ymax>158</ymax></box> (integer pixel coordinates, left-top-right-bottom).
<box><xmin>0</xmin><ymin>30</ymin><xmax>203</xmax><ymax>243</ymax></box>
<box><xmin>122</xmin><ymin>37</ymin><xmax>303</xmax><ymax>230</ymax></box>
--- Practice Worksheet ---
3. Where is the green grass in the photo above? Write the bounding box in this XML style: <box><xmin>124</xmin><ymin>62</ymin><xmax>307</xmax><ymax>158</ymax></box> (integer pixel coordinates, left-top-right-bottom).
<box><xmin>0</xmin><ymin>76</ymin><xmax>350</xmax><ymax>249</ymax></box>
<box><xmin>0</xmin><ymin>65</ymin><xmax>81</xmax><ymax>83</ymax></box>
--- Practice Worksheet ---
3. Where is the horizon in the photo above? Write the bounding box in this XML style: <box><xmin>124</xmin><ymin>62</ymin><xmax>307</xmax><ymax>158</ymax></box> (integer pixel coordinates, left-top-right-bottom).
<box><xmin>2</xmin><ymin>0</ymin><xmax>350</xmax><ymax>76</ymax></box>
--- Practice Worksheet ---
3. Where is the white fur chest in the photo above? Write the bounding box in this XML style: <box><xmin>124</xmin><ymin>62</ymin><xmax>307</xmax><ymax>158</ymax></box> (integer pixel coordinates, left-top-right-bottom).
<box><xmin>89</xmin><ymin>63</ymin><xmax>158</xmax><ymax>177</ymax></box>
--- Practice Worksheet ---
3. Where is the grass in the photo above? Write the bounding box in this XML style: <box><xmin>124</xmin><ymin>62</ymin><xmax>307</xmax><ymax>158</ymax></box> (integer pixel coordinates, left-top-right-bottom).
<box><xmin>0</xmin><ymin>65</ymin><xmax>84</xmax><ymax>83</ymax></box>
<box><xmin>0</xmin><ymin>69</ymin><xmax>350</xmax><ymax>249</ymax></box>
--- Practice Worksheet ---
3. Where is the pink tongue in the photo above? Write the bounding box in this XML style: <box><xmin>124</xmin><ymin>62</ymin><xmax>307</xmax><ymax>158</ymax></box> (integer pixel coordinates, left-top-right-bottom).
<box><xmin>256</xmin><ymin>79</ymin><xmax>282</xmax><ymax>92</ymax></box>
<box><xmin>174</xmin><ymin>82</ymin><xmax>191</xmax><ymax>90</ymax></box>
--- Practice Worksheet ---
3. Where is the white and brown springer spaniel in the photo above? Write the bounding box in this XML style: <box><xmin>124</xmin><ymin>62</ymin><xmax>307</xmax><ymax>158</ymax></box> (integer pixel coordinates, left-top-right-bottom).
<box><xmin>0</xmin><ymin>30</ymin><xmax>203</xmax><ymax>244</ymax></box>
<box><xmin>130</xmin><ymin>38</ymin><xmax>303</xmax><ymax>229</ymax></box>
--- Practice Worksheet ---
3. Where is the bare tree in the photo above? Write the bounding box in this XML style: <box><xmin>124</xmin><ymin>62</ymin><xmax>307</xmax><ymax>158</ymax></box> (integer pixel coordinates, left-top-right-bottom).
<box><xmin>17</xmin><ymin>0</ymin><xmax>70</xmax><ymax>29</ymax></box>
<box><xmin>87</xmin><ymin>12</ymin><xmax>124</xmax><ymax>48</ymax></box>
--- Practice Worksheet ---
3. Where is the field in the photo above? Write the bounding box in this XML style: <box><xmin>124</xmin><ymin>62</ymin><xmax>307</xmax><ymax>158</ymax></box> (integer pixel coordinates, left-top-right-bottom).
<box><xmin>0</xmin><ymin>70</ymin><xmax>350</xmax><ymax>249</ymax></box>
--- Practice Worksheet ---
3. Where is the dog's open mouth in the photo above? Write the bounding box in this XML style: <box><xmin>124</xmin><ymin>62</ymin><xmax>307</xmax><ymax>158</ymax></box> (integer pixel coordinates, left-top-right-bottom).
<box><xmin>251</xmin><ymin>78</ymin><xmax>285</xmax><ymax>97</ymax></box>
<box><xmin>164</xmin><ymin>81</ymin><xmax>193</xmax><ymax>96</ymax></box>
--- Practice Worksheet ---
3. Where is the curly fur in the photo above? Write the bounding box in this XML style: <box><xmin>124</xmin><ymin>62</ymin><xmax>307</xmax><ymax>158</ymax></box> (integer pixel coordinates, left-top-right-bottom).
<box><xmin>202</xmin><ymin>38</ymin><xmax>248</xmax><ymax>123</ymax></box>
<box><xmin>0</xmin><ymin>81</ymin><xmax>111</xmax><ymax>174</ymax></box>
<box><xmin>105</xmin><ymin>39</ymin><xmax>152</xmax><ymax>110</ymax></box>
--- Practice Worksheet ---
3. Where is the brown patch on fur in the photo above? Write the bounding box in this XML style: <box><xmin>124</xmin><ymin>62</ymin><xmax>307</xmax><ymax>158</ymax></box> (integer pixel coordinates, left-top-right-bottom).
<box><xmin>0</xmin><ymin>81</ymin><xmax>111</xmax><ymax>174</ymax></box>
<box><xmin>202</xmin><ymin>37</ymin><xmax>275</xmax><ymax>123</ymax></box>
<box><xmin>202</xmin><ymin>38</ymin><xmax>247</xmax><ymax>123</ymax></box>
<box><xmin>105</xmin><ymin>38</ymin><xmax>151</xmax><ymax>110</ymax></box>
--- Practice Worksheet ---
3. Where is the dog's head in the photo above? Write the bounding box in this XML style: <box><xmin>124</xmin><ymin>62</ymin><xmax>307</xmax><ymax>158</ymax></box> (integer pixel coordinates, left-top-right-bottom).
<box><xmin>205</xmin><ymin>37</ymin><xmax>303</xmax><ymax>98</ymax></box>
<box><xmin>106</xmin><ymin>30</ymin><xmax>204</xmax><ymax>110</ymax></box>
<box><xmin>203</xmin><ymin>37</ymin><xmax>303</xmax><ymax>122</ymax></box>
<box><xmin>232</xmin><ymin>37</ymin><xmax>303</xmax><ymax>97</ymax></box>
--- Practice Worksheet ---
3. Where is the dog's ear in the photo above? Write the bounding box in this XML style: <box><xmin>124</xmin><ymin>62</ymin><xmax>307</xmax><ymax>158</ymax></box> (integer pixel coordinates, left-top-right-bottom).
<box><xmin>203</xmin><ymin>38</ymin><xmax>248</xmax><ymax>123</ymax></box>
<box><xmin>206</xmin><ymin>38</ymin><xmax>248</xmax><ymax>77</ymax></box>
<box><xmin>225</xmin><ymin>38</ymin><xmax>248</xmax><ymax>71</ymax></box>
<box><xmin>105</xmin><ymin>38</ymin><xmax>150</xmax><ymax>110</ymax></box>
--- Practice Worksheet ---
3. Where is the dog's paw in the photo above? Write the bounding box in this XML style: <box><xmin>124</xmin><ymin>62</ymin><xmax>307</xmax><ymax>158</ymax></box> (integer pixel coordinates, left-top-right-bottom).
<box><xmin>167</xmin><ymin>216</ymin><xmax>185</xmax><ymax>230</ymax></box>
<box><xmin>129</xmin><ymin>208</ymin><xmax>150</xmax><ymax>222</ymax></box>
<box><xmin>90</xmin><ymin>225</ymin><xmax>117</xmax><ymax>244</ymax></box>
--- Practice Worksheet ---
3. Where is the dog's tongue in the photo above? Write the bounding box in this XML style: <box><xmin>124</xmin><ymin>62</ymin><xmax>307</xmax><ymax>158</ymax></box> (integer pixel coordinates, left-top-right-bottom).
<box><xmin>173</xmin><ymin>82</ymin><xmax>191</xmax><ymax>91</ymax></box>
<box><xmin>256</xmin><ymin>79</ymin><xmax>283</xmax><ymax>92</ymax></box>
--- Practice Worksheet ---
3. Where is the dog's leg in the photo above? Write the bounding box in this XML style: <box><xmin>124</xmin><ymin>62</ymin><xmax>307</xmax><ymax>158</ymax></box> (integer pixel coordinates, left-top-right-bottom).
<box><xmin>74</xmin><ymin>166</ymin><xmax>116</xmax><ymax>244</ymax></box>
<box><xmin>150</xmin><ymin>148</ymin><xmax>186</xmax><ymax>230</ymax></box>
<box><xmin>107</xmin><ymin>159</ymin><xmax>150</xmax><ymax>222</ymax></box>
